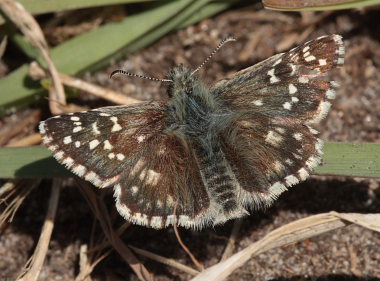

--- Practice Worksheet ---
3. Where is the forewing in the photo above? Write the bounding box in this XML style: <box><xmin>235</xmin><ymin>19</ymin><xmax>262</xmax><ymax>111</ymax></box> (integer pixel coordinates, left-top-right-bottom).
<box><xmin>212</xmin><ymin>34</ymin><xmax>344</xmax><ymax>123</ymax></box>
<box><xmin>40</xmin><ymin>101</ymin><xmax>210</xmax><ymax>229</ymax></box>
<box><xmin>40</xmin><ymin>102</ymin><xmax>167</xmax><ymax>188</ymax></box>
<box><xmin>214</xmin><ymin>35</ymin><xmax>344</xmax><ymax>206</ymax></box>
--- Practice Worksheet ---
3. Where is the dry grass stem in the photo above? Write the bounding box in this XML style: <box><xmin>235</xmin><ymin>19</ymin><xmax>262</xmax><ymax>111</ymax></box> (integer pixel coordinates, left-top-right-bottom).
<box><xmin>220</xmin><ymin>218</ymin><xmax>244</xmax><ymax>261</ymax></box>
<box><xmin>0</xmin><ymin>180</ymin><xmax>16</xmax><ymax>198</ymax></box>
<box><xmin>17</xmin><ymin>179</ymin><xmax>61</xmax><ymax>281</ymax></box>
<box><xmin>191</xmin><ymin>212</ymin><xmax>380</xmax><ymax>281</ymax></box>
<box><xmin>0</xmin><ymin>109</ymin><xmax>40</xmax><ymax>146</ymax></box>
<box><xmin>0</xmin><ymin>35</ymin><xmax>7</xmax><ymax>58</ymax></box>
<box><xmin>6</xmin><ymin>133</ymin><xmax>42</xmax><ymax>147</ymax></box>
<box><xmin>129</xmin><ymin>245</ymin><xmax>200</xmax><ymax>276</ymax></box>
<box><xmin>59</xmin><ymin>73</ymin><xmax>143</xmax><ymax>105</ymax></box>
<box><xmin>0</xmin><ymin>179</ymin><xmax>40</xmax><ymax>227</ymax></box>
<box><xmin>75</xmin><ymin>244</ymin><xmax>112</xmax><ymax>281</ymax></box>
<box><xmin>174</xmin><ymin>223</ymin><xmax>204</xmax><ymax>271</ymax></box>
<box><xmin>0</xmin><ymin>0</ymin><xmax>66</xmax><ymax>115</ymax></box>
<box><xmin>77</xmin><ymin>180</ymin><xmax>153</xmax><ymax>281</ymax></box>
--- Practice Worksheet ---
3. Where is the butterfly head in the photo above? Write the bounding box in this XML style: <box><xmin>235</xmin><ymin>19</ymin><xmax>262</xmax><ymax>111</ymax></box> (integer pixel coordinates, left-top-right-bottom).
<box><xmin>166</xmin><ymin>64</ymin><xmax>200</xmax><ymax>98</ymax></box>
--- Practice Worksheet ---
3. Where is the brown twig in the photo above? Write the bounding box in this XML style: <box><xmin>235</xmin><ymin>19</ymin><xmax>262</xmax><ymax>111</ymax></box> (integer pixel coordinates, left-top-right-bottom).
<box><xmin>129</xmin><ymin>245</ymin><xmax>200</xmax><ymax>276</ymax></box>
<box><xmin>173</xmin><ymin>223</ymin><xmax>204</xmax><ymax>272</ymax></box>
<box><xmin>75</xmin><ymin>244</ymin><xmax>112</xmax><ymax>281</ymax></box>
<box><xmin>17</xmin><ymin>179</ymin><xmax>61</xmax><ymax>281</ymax></box>
<box><xmin>59</xmin><ymin>72</ymin><xmax>142</xmax><ymax>105</ymax></box>
<box><xmin>29</xmin><ymin>62</ymin><xmax>143</xmax><ymax>105</ymax></box>
<box><xmin>5</xmin><ymin>133</ymin><xmax>42</xmax><ymax>147</ymax></box>
<box><xmin>220</xmin><ymin>218</ymin><xmax>244</xmax><ymax>261</ymax></box>
<box><xmin>77</xmin><ymin>180</ymin><xmax>153</xmax><ymax>281</ymax></box>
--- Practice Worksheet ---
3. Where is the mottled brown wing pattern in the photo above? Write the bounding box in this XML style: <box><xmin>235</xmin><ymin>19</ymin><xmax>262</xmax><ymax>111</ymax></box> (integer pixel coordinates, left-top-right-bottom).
<box><xmin>40</xmin><ymin>102</ymin><xmax>210</xmax><ymax>229</ymax></box>
<box><xmin>222</xmin><ymin>113</ymin><xmax>322</xmax><ymax>208</ymax></box>
<box><xmin>212</xmin><ymin>35</ymin><xmax>344</xmax><ymax>123</ymax></box>
<box><xmin>114</xmin><ymin>135</ymin><xmax>211</xmax><ymax>229</ymax></box>
<box><xmin>213</xmin><ymin>35</ymin><xmax>344</xmax><ymax>206</ymax></box>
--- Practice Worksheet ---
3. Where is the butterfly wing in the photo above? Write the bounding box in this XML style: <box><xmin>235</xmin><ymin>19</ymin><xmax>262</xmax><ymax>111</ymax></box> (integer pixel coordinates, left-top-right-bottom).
<box><xmin>40</xmin><ymin>101</ymin><xmax>210</xmax><ymax>229</ymax></box>
<box><xmin>212</xmin><ymin>35</ymin><xmax>344</xmax><ymax>207</ymax></box>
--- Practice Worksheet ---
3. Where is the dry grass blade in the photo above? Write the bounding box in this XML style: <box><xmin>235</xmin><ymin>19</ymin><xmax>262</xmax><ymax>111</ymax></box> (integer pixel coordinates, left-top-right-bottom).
<box><xmin>332</xmin><ymin>212</ymin><xmax>380</xmax><ymax>233</ymax></box>
<box><xmin>174</xmin><ymin>224</ymin><xmax>204</xmax><ymax>271</ymax></box>
<box><xmin>220</xmin><ymin>218</ymin><xmax>244</xmax><ymax>261</ymax></box>
<box><xmin>17</xmin><ymin>179</ymin><xmax>61</xmax><ymax>281</ymax></box>
<box><xmin>59</xmin><ymin>72</ymin><xmax>143</xmax><ymax>105</ymax></box>
<box><xmin>75</xmin><ymin>244</ymin><xmax>112</xmax><ymax>281</ymax></box>
<box><xmin>29</xmin><ymin>62</ymin><xmax>143</xmax><ymax>105</ymax></box>
<box><xmin>77</xmin><ymin>180</ymin><xmax>153</xmax><ymax>281</ymax></box>
<box><xmin>129</xmin><ymin>245</ymin><xmax>200</xmax><ymax>276</ymax></box>
<box><xmin>0</xmin><ymin>179</ymin><xmax>40</xmax><ymax>227</ymax></box>
<box><xmin>191</xmin><ymin>212</ymin><xmax>380</xmax><ymax>281</ymax></box>
<box><xmin>0</xmin><ymin>0</ymin><xmax>66</xmax><ymax>114</ymax></box>
<box><xmin>0</xmin><ymin>35</ymin><xmax>7</xmax><ymax>58</ymax></box>
<box><xmin>5</xmin><ymin>133</ymin><xmax>42</xmax><ymax>147</ymax></box>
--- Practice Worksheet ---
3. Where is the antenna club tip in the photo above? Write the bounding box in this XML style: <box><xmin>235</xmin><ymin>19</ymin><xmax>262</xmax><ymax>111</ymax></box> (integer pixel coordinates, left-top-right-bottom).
<box><xmin>224</xmin><ymin>35</ymin><xmax>237</xmax><ymax>42</ymax></box>
<box><xmin>109</xmin><ymin>70</ymin><xmax>121</xmax><ymax>79</ymax></box>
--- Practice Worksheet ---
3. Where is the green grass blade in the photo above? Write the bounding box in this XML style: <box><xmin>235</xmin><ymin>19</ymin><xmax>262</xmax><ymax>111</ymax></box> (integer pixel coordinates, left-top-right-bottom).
<box><xmin>0</xmin><ymin>142</ymin><xmax>379</xmax><ymax>179</ymax></box>
<box><xmin>0</xmin><ymin>0</ymin><xmax>157</xmax><ymax>24</ymax></box>
<box><xmin>0</xmin><ymin>0</ymin><xmax>192</xmax><ymax>116</ymax></box>
<box><xmin>315</xmin><ymin>142</ymin><xmax>380</xmax><ymax>177</ymax></box>
<box><xmin>17</xmin><ymin>0</ymin><xmax>156</xmax><ymax>14</ymax></box>
<box><xmin>0</xmin><ymin>0</ymin><xmax>237</xmax><ymax>116</ymax></box>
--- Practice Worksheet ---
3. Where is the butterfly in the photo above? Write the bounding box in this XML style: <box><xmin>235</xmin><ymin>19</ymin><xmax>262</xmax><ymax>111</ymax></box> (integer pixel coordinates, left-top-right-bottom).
<box><xmin>39</xmin><ymin>34</ymin><xmax>344</xmax><ymax>229</ymax></box>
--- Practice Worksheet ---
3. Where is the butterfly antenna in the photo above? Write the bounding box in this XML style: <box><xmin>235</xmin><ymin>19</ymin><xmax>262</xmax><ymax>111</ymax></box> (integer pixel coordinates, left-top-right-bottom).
<box><xmin>110</xmin><ymin>69</ymin><xmax>173</xmax><ymax>82</ymax></box>
<box><xmin>191</xmin><ymin>36</ymin><xmax>236</xmax><ymax>75</ymax></box>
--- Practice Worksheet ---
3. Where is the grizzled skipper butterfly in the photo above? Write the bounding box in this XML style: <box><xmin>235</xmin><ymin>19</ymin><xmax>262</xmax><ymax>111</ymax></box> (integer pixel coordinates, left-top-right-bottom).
<box><xmin>40</xmin><ymin>35</ymin><xmax>344</xmax><ymax>229</ymax></box>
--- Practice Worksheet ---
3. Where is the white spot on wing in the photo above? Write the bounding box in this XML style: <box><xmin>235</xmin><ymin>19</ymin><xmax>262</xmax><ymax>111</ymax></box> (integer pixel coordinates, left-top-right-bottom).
<box><xmin>89</xmin><ymin>139</ymin><xmax>100</xmax><ymax>150</ymax></box>
<box><xmin>73</xmin><ymin>165</ymin><xmax>86</xmax><ymax>177</ymax></box>
<box><xmin>131</xmin><ymin>185</ymin><xmax>139</xmax><ymax>195</ymax></box>
<box><xmin>319</xmin><ymin>59</ymin><xmax>327</xmax><ymax>66</ymax></box>
<box><xmin>252</xmin><ymin>99</ymin><xmax>263</xmax><ymax>106</ymax></box>
<box><xmin>305</xmin><ymin>55</ymin><xmax>316</xmax><ymax>62</ymax></box>
<box><xmin>103</xmin><ymin>140</ymin><xmax>113</xmax><ymax>150</ymax></box>
<box><xmin>139</xmin><ymin>169</ymin><xmax>161</xmax><ymax>186</ymax></box>
<box><xmin>283</xmin><ymin>102</ymin><xmax>292</xmax><ymax>110</ymax></box>
<box><xmin>293</xmin><ymin>133</ymin><xmax>303</xmax><ymax>140</ymax></box>
<box><xmin>73</xmin><ymin>126</ymin><xmax>82</xmax><ymax>133</ymax></box>
<box><xmin>267</xmin><ymin>68</ymin><xmax>279</xmax><ymax>84</ymax></box>
<box><xmin>298</xmin><ymin>168</ymin><xmax>309</xmax><ymax>180</ymax></box>
<box><xmin>265</xmin><ymin>130</ymin><xmax>283</xmax><ymax>147</ymax></box>
<box><xmin>137</xmin><ymin>135</ymin><xmax>146</xmax><ymax>143</ymax></box>
<box><xmin>63</xmin><ymin>136</ymin><xmax>72</xmax><ymax>144</ymax></box>
<box><xmin>70</xmin><ymin>116</ymin><xmax>80</xmax><ymax>121</ymax></box>
<box><xmin>326</xmin><ymin>89</ymin><xmax>336</xmax><ymax>99</ymax></box>
<box><xmin>116</xmin><ymin>153</ymin><xmax>125</xmax><ymax>161</ymax></box>
<box><xmin>285</xmin><ymin>175</ymin><xmax>299</xmax><ymax>186</ymax></box>
<box><xmin>75</xmin><ymin>141</ymin><xmax>81</xmax><ymax>148</ymax></box>
<box><xmin>291</xmin><ymin>97</ymin><xmax>299</xmax><ymax>103</ymax></box>
<box><xmin>62</xmin><ymin>157</ymin><xmax>74</xmax><ymax>168</ymax></box>
<box><xmin>92</xmin><ymin>122</ymin><xmax>101</xmax><ymax>135</ymax></box>
<box><xmin>111</xmin><ymin>117</ymin><xmax>122</xmax><ymax>132</ymax></box>
<box><xmin>55</xmin><ymin>151</ymin><xmax>64</xmax><ymax>160</ymax></box>
<box><xmin>108</xmin><ymin>153</ymin><xmax>115</xmax><ymax>159</ymax></box>
<box><xmin>288</xmin><ymin>84</ymin><xmax>297</xmax><ymax>94</ymax></box>
<box><xmin>298</xmin><ymin>76</ymin><xmax>309</xmax><ymax>83</ymax></box>
<box><xmin>39</xmin><ymin>122</ymin><xmax>46</xmax><ymax>134</ymax></box>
